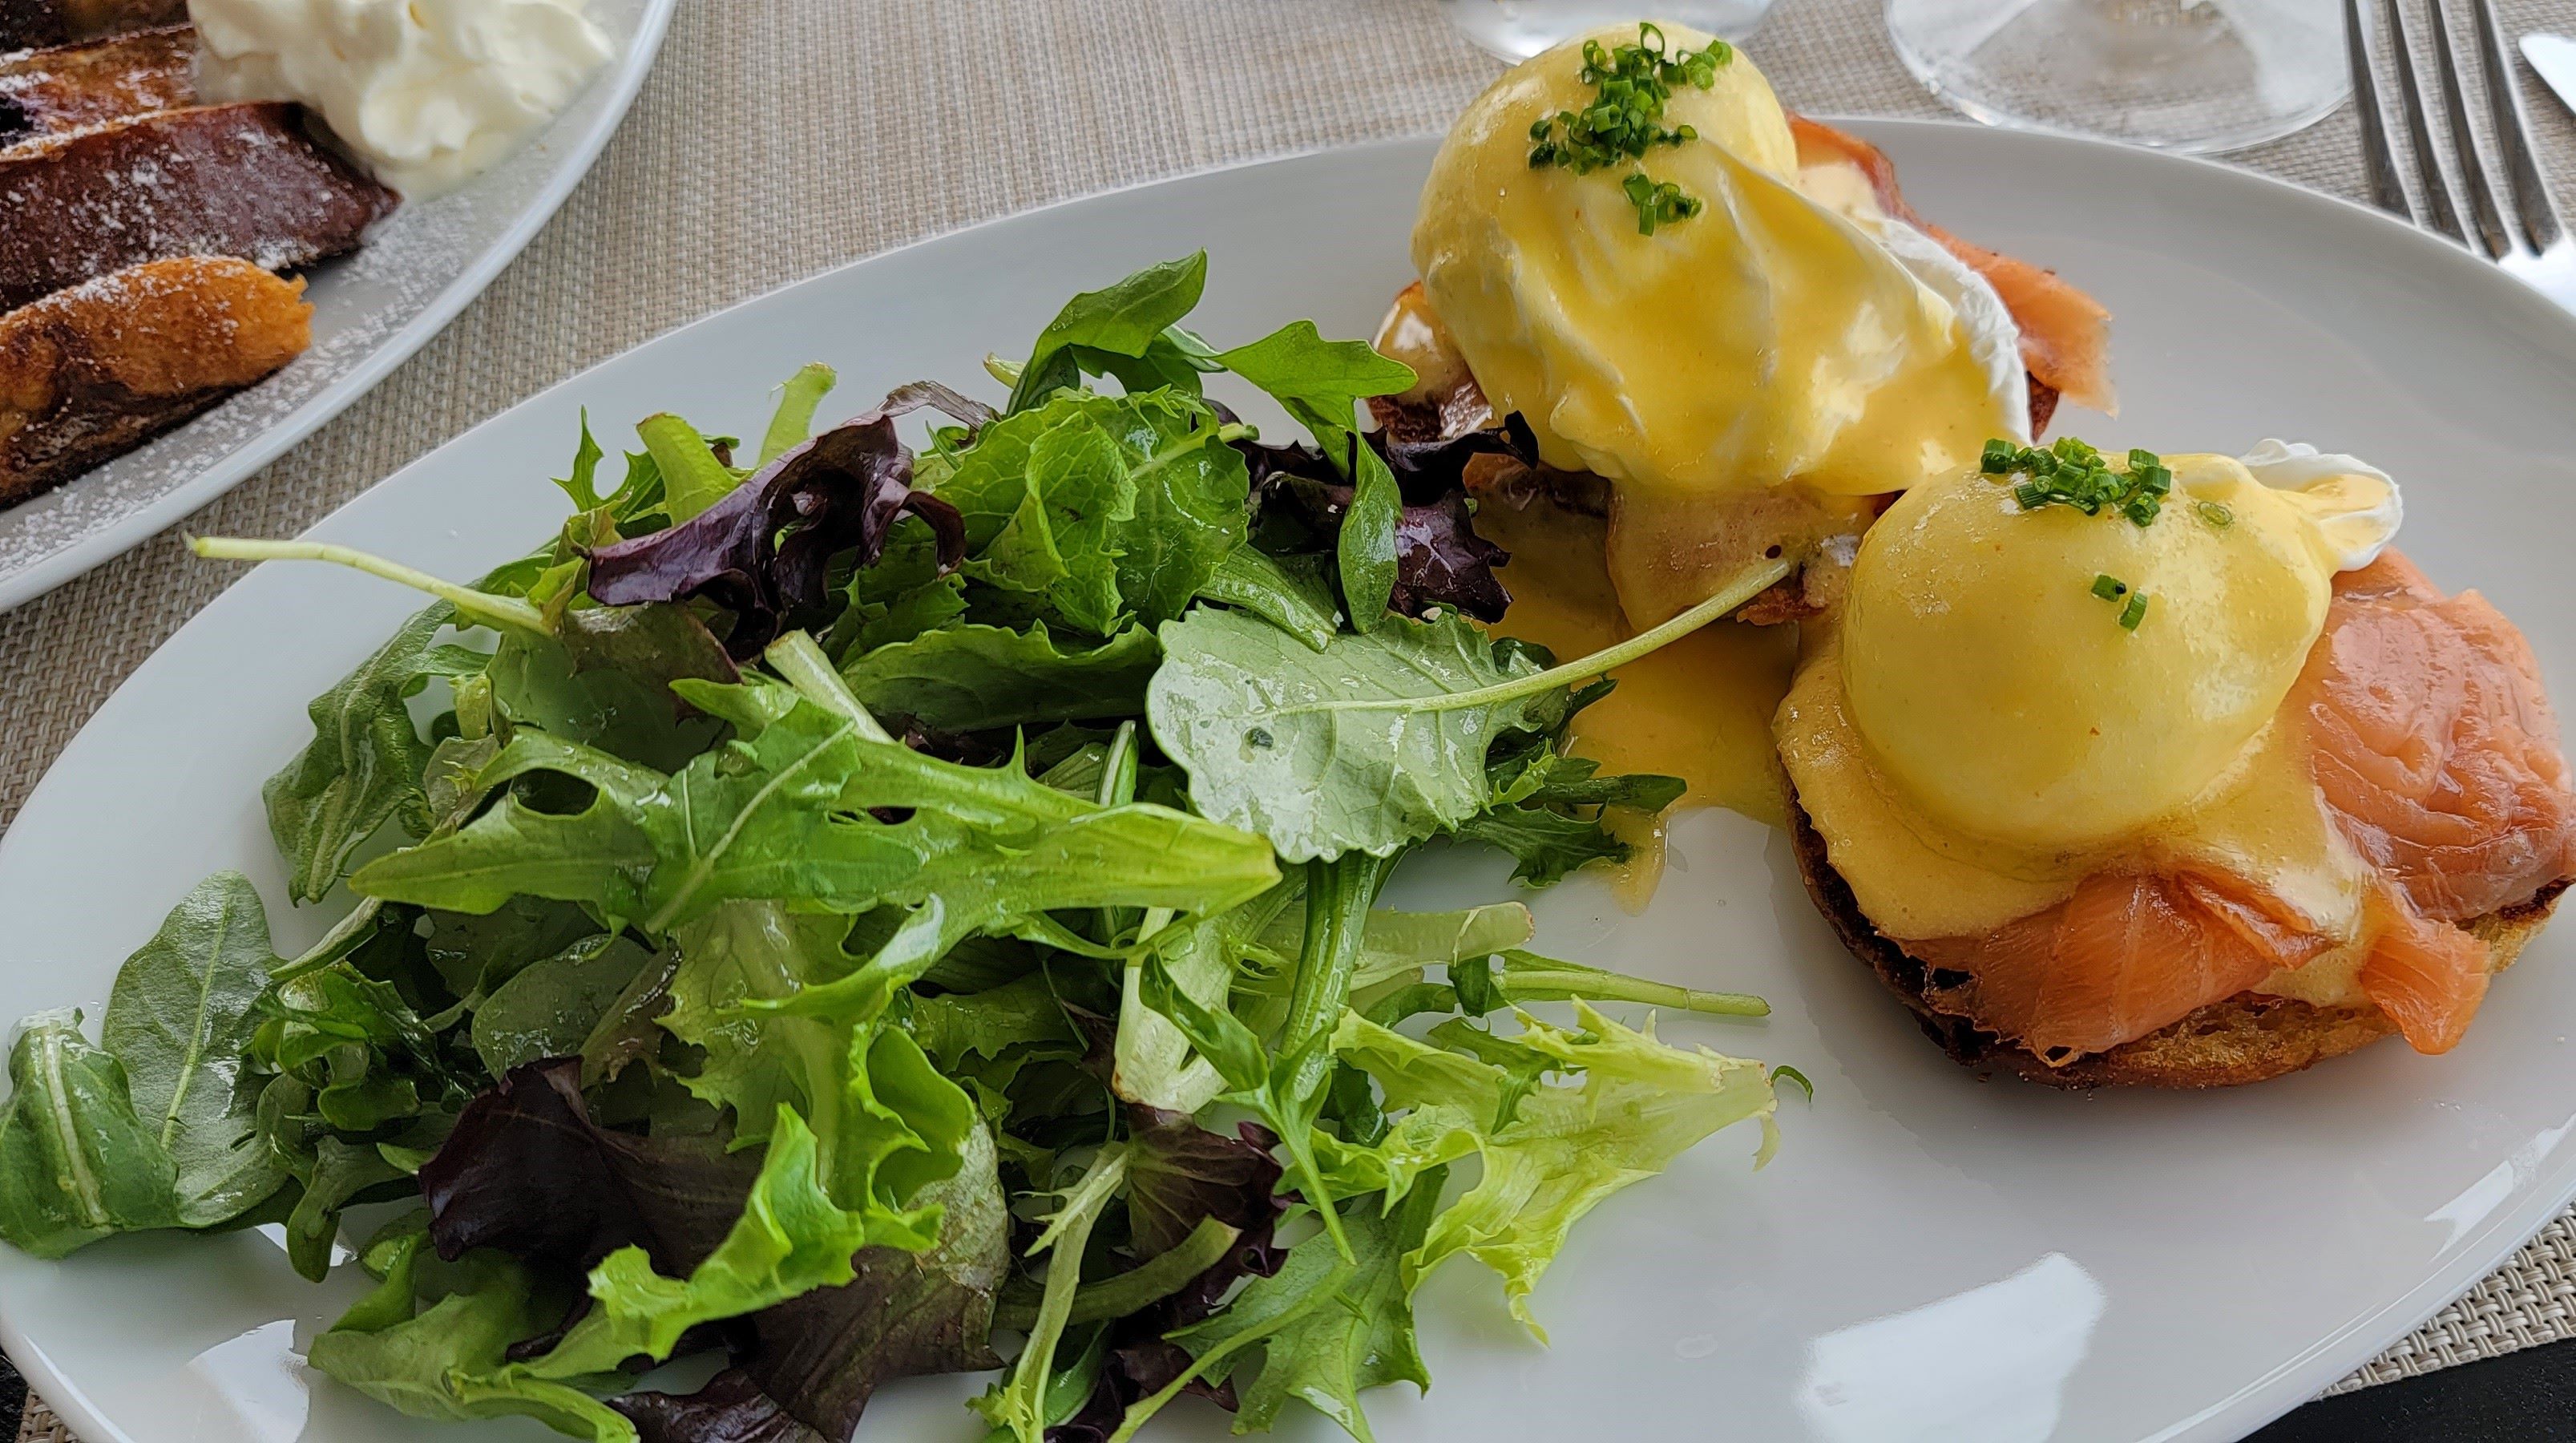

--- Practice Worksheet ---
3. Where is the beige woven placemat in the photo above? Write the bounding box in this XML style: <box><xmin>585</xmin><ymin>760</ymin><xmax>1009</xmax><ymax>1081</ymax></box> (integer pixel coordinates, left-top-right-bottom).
<box><xmin>13</xmin><ymin>1</ymin><xmax>2576</xmax><ymax>1437</ymax></box>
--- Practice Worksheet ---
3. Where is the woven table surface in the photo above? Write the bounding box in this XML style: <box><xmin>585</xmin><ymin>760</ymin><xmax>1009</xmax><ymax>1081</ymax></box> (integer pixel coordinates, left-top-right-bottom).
<box><xmin>13</xmin><ymin>0</ymin><xmax>2576</xmax><ymax>1437</ymax></box>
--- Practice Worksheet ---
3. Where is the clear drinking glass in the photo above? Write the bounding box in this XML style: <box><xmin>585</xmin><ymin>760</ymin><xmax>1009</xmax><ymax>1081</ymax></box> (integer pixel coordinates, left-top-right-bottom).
<box><xmin>1438</xmin><ymin>0</ymin><xmax>1779</xmax><ymax>61</ymax></box>
<box><xmin>1884</xmin><ymin>0</ymin><xmax>2349</xmax><ymax>154</ymax></box>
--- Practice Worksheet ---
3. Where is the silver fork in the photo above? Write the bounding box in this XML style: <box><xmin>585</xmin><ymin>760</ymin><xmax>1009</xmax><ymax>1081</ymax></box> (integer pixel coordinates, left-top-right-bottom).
<box><xmin>2347</xmin><ymin>0</ymin><xmax>2576</xmax><ymax>313</ymax></box>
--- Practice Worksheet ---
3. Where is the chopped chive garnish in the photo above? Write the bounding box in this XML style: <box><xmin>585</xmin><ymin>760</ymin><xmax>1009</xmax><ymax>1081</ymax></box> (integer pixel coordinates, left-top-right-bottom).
<box><xmin>2118</xmin><ymin>592</ymin><xmax>2150</xmax><ymax>630</ymax></box>
<box><xmin>1981</xmin><ymin>437</ymin><xmax>2173</xmax><ymax>528</ymax></box>
<box><xmin>2198</xmin><ymin>500</ymin><xmax>2234</xmax><ymax>528</ymax></box>
<box><xmin>2090</xmin><ymin>572</ymin><xmax>2128</xmax><ymax>600</ymax></box>
<box><xmin>1528</xmin><ymin>23</ymin><xmax>1731</xmax><ymax>232</ymax></box>
<box><xmin>1771</xmin><ymin>1064</ymin><xmax>1815</xmax><ymax>1100</ymax></box>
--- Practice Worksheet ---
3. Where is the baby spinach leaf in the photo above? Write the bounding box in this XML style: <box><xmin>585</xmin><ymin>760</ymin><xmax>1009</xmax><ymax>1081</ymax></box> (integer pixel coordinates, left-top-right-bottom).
<box><xmin>470</xmin><ymin>936</ymin><xmax>655</xmax><ymax>1077</ymax></box>
<box><xmin>1337</xmin><ymin>445</ymin><xmax>1402</xmax><ymax>629</ymax></box>
<box><xmin>940</xmin><ymin>392</ymin><xmax>1249</xmax><ymax>636</ymax></box>
<box><xmin>1148</xmin><ymin>607</ymin><xmax>1546</xmax><ymax>861</ymax></box>
<box><xmin>264</xmin><ymin>601</ymin><xmax>487</xmax><ymax>904</ymax></box>
<box><xmin>1215</xmin><ymin>319</ymin><xmax>1416</xmax><ymax>468</ymax></box>
<box><xmin>841</xmin><ymin>622</ymin><xmax>1158</xmax><ymax>733</ymax></box>
<box><xmin>0</xmin><ymin>1009</ymin><xmax>182</xmax><ymax>1257</ymax></box>
<box><xmin>1196</xmin><ymin>548</ymin><xmax>1339</xmax><ymax>652</ymax></box>
<box><xmin>101</xmin><ymin>872</ymin><xmax>289</xmax><ymax>1226</ymax></box>
<box><xmin>1007</xmin><ymin>253</ymin><xmax>1210</xmax><ymax>414</ymax></box>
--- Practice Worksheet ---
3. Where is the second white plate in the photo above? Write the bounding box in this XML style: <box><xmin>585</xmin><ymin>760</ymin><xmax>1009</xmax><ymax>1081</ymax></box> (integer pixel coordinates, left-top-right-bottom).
<box><xmin>0</xmin><ymin>0</ymin><xmax>677</xmax><ymax>611</ymax></box>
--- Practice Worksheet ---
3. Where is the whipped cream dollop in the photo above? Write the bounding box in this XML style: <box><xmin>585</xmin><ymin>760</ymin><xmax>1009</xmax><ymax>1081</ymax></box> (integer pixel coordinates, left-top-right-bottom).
<box><xmin>190</xmin><ymin>0</ymin><xmax>612</xmax><ymax>199</ymax></box>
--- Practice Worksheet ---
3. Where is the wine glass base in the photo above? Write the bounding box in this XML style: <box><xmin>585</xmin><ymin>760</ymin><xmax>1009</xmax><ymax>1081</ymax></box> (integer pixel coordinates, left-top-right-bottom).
<box><xmin>1885</xmin><ymin>0</ymin><xmax>2350</xmax><ymax>156</ymax></box>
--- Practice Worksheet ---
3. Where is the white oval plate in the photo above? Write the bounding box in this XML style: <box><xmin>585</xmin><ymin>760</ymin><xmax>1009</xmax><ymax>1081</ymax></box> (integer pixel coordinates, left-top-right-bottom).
<box><xmin>6</xmin><ymin>122</ymin><xmax>2576</xmax><ymax>1443</ymax></box>
<box><xmin>0</xmin><ymin>0</ymin><xmax>678</xmax><ymax>611</ymax></box>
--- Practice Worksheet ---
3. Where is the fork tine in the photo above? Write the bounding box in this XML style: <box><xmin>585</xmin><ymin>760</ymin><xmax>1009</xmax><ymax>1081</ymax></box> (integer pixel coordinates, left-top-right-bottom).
<box><xmin>2382</xmin><ymin>0</ymin><xmax>2470</xmax><ymax>242</ymax></box>
<box><xmin>2428</xmin><ymin>0</ymin><xmax>2513</xmax><ymax>256</ymax></box>
<box><xmin>2348</xmin><ymin>0</ymin><xmax>2412</xmax><ymax>217</ymax></box>
<box><xmin>2473</xmin><ymin>0</ymin><xmax>2566</xmax><ymax>250</ymax></box>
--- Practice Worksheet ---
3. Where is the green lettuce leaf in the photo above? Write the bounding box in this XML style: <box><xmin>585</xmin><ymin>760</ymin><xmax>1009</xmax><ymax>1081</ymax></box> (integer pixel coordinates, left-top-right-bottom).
<box><xmin>1170</xmin><ymin>1174</ymin><xmax>1445</xmax><ymax>1443</ymax></box>
<box><xmin>469</xmin><ymin>934</ymin><xmax>654</xmax><ymax>1077</ymax></box>
<box><xmin>305</xmin><ymin>1248</ymin><xmax>632</xmax><ymax>1440</ymax></box>
<box><xmin>1330</xmin><ymin>1003</ymin><xmax>1778</xmax><ymax>1338</ymax></box>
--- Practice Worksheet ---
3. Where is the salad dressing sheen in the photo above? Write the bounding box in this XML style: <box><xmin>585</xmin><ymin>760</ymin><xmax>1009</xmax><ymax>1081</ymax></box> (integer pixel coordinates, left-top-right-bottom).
<box><xmin>1476</xmin><ymin>497</ymin><xmax>1797</xmax><ymax>907</ymax></box>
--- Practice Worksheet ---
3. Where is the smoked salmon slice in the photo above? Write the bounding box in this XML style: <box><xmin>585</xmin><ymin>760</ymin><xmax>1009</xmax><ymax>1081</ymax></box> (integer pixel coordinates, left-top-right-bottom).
<box><xmin>2357</xmin><ymin>876</ymin><xmax>2491</xmax><ymax>1054</ymax></box>
<box><xmin>1907</xmin><ymin>869</ymin><xmax>2329</xmax><ymax>1063</ymax></box>
<box><xmin>1789</xmin><ymin>115</ymin><xmax>2117</xmax><ymax>415</ymax></box>
<box><xmin>2300</xmin><ymin>553</ymin><xmax>2576</xmax><ymax>922</ymax></box>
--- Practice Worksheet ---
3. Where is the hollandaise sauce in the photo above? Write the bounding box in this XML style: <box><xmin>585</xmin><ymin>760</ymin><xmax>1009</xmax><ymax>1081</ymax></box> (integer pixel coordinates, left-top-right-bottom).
<box><xmin>1476</xmin><ymin>497</ymin><xmax>1798</xmax><ymax>907</ymax></box>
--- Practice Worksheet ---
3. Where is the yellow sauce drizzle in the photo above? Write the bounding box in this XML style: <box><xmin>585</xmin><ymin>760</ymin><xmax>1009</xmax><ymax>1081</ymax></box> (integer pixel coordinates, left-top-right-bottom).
<box><xmin>1475</xmin><ymin>495</ymin><xmax>1799</xmax><ymax>911</ymax></box>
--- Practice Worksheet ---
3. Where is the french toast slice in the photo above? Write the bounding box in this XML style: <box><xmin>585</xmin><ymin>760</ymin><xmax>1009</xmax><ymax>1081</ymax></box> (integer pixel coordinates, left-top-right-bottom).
<box><xmin>0</xmin><ymin>24</ymin><xmax>194</xmax><ymax>149</ymax></box>
<box><xmin>0</xmin><ymin>255</ymin><xmax>311</xmax><ymax>507</ymax></box>
<box><xmin>0</xmin><ymin>101</ymin><xmax>398</xmax><ymax>311</ymax></box>
<box><xmin>0</xmin><ymin>0</ymin><xmax>184</xmax><ymax>50</ymax></box>
<box><xmin>1786</xmin><ymin>796</ymin><xmax>2568</xmax><ymax>1089</ymax></box>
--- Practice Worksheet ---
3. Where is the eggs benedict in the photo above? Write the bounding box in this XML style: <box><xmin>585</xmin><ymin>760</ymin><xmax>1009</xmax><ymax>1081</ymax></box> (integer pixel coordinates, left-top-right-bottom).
<box><xmin>1379</xmin><ymin>23</ymin><xmax>2111</xmax><ymax>630</ymax></box>
<box><xmin>1780</xmin><ymin>439</ymin><xmax>2576</xmax><ymax>1085</ymax></box>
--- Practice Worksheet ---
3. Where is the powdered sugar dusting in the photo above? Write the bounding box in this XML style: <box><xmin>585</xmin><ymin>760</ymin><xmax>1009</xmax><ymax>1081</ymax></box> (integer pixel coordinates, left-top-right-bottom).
<box><xmin>0</xmin><ymin>0</ymin><xmax>656</xmax><ymax>598</ymax></box>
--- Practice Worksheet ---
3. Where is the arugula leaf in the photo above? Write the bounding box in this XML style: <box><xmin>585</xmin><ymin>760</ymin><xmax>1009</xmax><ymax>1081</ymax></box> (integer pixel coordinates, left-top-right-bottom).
<box><xmin>1153</xmin><ymin>559</ymin><xmax>1791</xmax><ymax>861</ymax></box>
<box><xmin>1007</xmin><ymin>253</ymin><xmax>1209</xmax><ymax>414</ymax></box>
<box><xmin>264</xmin><ymin>601</ymin><xmax>487</xmax><ymax>904</ymax></box>
<box><xmin>1197</xmin><ymin>547</ymin><xmax>1340</xmax><ymax>652</ymax></box>
<box><xmin>0</xmin><ymin>1009</ymin><xmax>182</xmax><ymax>1257</ymax></box>
<box><xmin>975</xmin><ymin>1144</ymin><xmax>1129</xmax><ymax>1443</ymax></box>
<box><xmin>842</xmin><ymin>622</ymin><xmax>1158</xmax><ymax>733</ymax></box>
<box><xmin>99</xmin><ymin>872</ymin><xmax>289</xmax><ymax>1226</ymax></box>
<box><xmin>470</xmin><ymin>935</ymin><xmax>655</xmax><ymax>1077</ymax></box>
<box><xmin>1455</xmin><ymin>803</ymin><xmax>1629</xmax><ymax>887</ymax></box>
<box><xmin>1149</xmin><ymin>607</ymin><xmax>1546</xmax><ymax>861</ymax></box>
<box><xmin>1170</xmin><ymin>1174</ymin><xmax>1444</xmax><ymax>1443</ymax></box>
<box><xmin>1215</xmin><ymin>320</ymin><xmax>1415</xmax><ymax>467</ymax></box>
<box><xmin>1331</xmin><ymin>1004</ymin><xmax>1778</xmax><ymax>1337</ymax></box>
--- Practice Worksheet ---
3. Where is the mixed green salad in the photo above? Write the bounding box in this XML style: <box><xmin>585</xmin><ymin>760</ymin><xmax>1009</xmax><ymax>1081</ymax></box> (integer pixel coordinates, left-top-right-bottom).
<box><xmin>0</xmin><ymin>255</ymin><xmax>1787</xmax><ymax>1443</ymax></box>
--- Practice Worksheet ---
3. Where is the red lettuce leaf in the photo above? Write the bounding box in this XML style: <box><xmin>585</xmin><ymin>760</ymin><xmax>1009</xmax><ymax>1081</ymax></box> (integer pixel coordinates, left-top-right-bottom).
<box><xmin>587</xmin><ymin>390</ymin><xmax>970</xmax><ymax>657</ymax></box>
<box><xmin>609</xmin><ymin>1368</ymin><xmax>825</xmax><ymax>1443</ymax></box>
